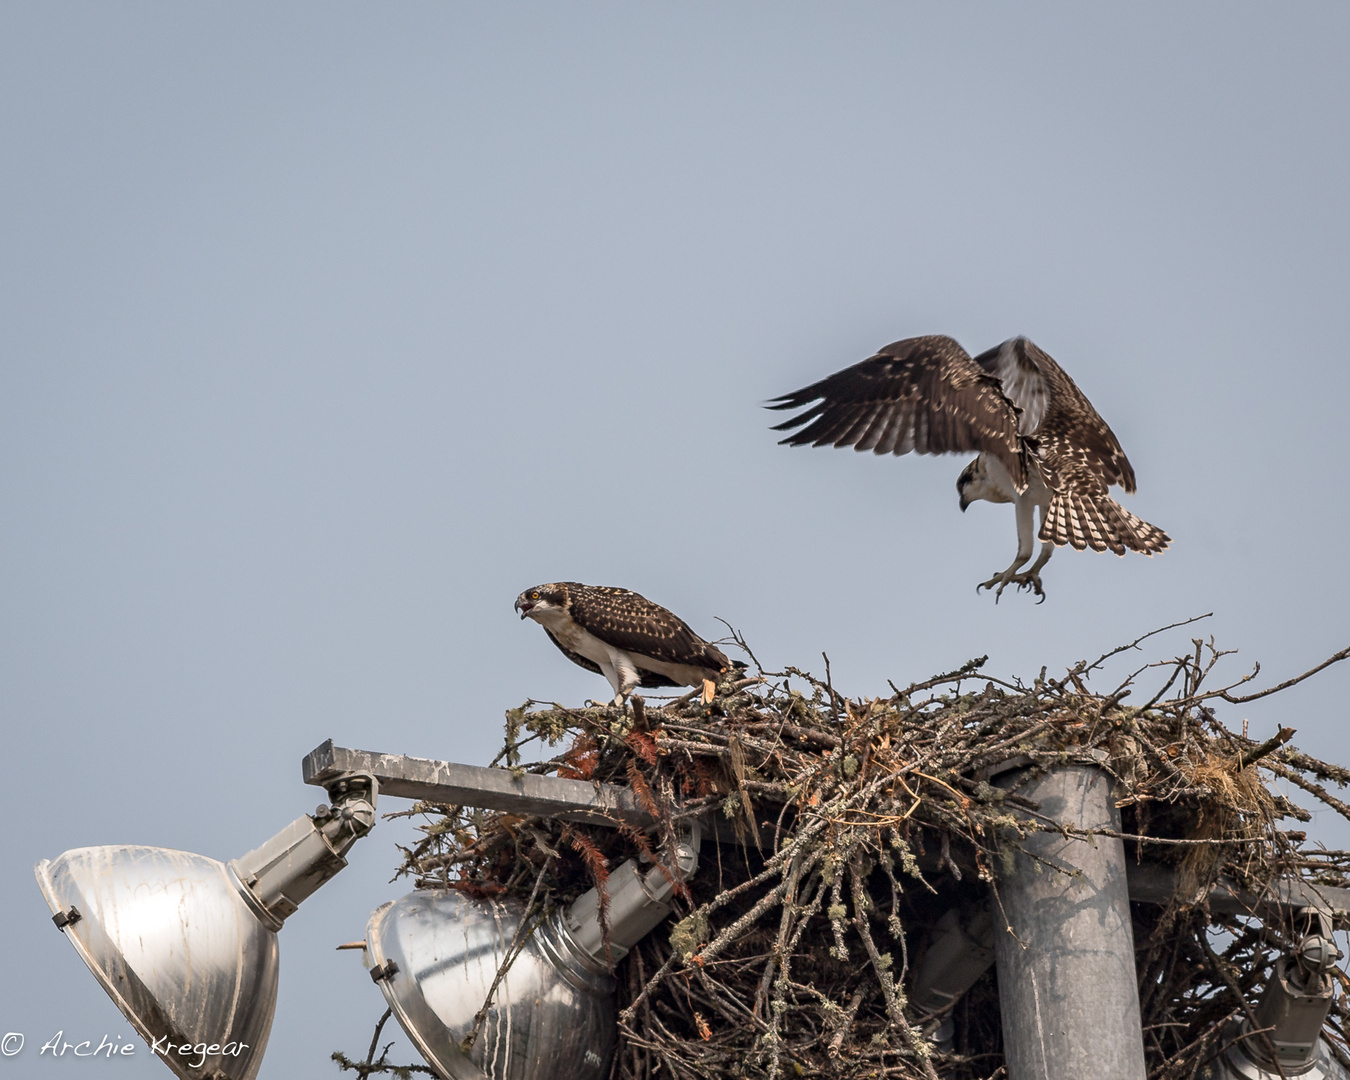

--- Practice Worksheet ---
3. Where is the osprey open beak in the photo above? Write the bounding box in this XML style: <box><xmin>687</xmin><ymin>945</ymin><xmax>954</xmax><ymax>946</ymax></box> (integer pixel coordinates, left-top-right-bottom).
<box><xmin>515</xmin><ymin>598</ymin><xmax>533</xmax><ymax>620</ymax></box>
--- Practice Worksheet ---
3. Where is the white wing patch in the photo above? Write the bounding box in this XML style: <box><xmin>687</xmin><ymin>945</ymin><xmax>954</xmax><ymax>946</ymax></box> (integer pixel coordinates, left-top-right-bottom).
<box><xmin>985</xmin><ymin>339</ymin><xmax>1049</xmax><ymax>436</ymax></box>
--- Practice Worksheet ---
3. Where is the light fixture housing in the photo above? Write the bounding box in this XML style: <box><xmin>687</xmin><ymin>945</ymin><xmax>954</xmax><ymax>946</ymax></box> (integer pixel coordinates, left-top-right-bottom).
<box><xmin>366</xmin><ymin>826</ymin><xmax>700</xmax><ymax>1080</ymax></box>
<box><xmin>35</xmin><ymin>771</ymin><xmax>378</xmax><ymax>1080</ymax></box>
<box><xmin>36</xmin><ymin>846</ymin><xmax>279</xmax><ymax>1080</ymax></box>
<box><xmin>367</xmin><ymin>890</ymin><xmax>616</xmax><ymax>1080</ymax></box>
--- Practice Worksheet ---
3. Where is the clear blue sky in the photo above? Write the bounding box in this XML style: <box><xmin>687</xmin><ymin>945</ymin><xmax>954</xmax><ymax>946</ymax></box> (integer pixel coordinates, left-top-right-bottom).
<box><xmin>4</xmin><ymin>5</ymin><xmax>1349</xmax><ymax>1076</ymax></box>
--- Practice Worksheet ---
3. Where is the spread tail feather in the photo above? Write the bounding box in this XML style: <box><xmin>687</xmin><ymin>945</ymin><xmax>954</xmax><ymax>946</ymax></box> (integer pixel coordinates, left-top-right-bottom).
<box><xmin>1041</xmin><ymin>492</ymin><xmax>1170</xmax><ymax>555</ymax></box>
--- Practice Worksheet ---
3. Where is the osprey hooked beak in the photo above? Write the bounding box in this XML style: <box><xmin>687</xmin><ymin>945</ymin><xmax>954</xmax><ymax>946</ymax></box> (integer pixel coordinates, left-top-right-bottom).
<box><xmin>515</xmin><ymin>588</ymin><xmax>547</xmax><ymax>620</ymax></box>
<box><xmin>956</xmin><ymin>459</ymin><xmax>977</xmax><ymax>512</ymax></box>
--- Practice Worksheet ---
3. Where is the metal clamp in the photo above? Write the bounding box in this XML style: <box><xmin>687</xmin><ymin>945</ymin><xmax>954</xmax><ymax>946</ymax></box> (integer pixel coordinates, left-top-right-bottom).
<box><xmin>228</xmin><ymin>772</ymin><xmax>380</xmax><ymax>929</ymax></box>
<box><xmin>1226</xmin><ymin>907</ymin><xmax>1343</xmax><ymax>1078</ymax></box>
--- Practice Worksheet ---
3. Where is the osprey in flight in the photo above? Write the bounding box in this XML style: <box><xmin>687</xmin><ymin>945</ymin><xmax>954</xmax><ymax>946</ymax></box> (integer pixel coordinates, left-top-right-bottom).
<box><xmin>514</xmin><ymin>582</ymin><xmax>733</xmax><ymax>705</ymax></box>
<box><xmin>768</xmin><ymin>335</ymin><xmax>1169</xmax><ymax>599</ymax></box>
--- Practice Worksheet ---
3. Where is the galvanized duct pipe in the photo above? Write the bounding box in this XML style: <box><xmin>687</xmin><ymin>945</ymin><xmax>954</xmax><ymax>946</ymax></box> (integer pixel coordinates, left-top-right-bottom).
<box><xmin>992</xmin><ymin>763</ymin><xmax>1147</xmax><ymax>1080</ymax></box>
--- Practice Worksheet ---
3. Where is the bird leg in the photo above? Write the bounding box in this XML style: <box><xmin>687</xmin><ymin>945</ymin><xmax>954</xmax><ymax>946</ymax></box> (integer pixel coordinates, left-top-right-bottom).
<box><xmin>977</xmin><ymin>496</ymin><xmax>1051</xmax><ymax>602</ymax></box>
<box><xmin>600</xmin><ymin>655</ymin><xmax>640</xmax><ymax>709</ymax></box>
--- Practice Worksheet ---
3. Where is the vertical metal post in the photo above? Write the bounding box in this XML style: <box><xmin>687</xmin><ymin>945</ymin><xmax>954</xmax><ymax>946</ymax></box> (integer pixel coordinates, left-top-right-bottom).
<box><xmin>993</xmin><ymin>764</ymin><xmax>1147</xmax><ymax>1080</ymax></box>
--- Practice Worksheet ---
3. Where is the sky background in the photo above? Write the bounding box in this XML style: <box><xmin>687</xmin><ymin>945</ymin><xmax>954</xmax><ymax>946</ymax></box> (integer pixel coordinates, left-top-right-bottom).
<box><xmin>3</xmin><ymin>4</ymin><xmax>1349</xmax><ymax>1077</ymax></box>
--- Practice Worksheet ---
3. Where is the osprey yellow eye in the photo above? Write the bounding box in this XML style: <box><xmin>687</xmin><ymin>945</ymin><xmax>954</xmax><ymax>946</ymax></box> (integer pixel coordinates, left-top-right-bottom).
<box><xmin>531</xmin><ymin>591</ymin><xmax>539</xmax><ymax>600</ymax></box>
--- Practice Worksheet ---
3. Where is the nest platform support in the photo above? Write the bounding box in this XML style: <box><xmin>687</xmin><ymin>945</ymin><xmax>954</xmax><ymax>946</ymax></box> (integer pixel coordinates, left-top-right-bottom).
<box><xmin>993</xmin><ymin>762</ymin><xmax>1147</xmax><ymax>1080</ymax></box>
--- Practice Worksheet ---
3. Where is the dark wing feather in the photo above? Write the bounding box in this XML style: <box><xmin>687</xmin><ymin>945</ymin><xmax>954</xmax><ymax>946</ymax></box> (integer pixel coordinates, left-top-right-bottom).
<box><xmin>565</xmin><ymin>584</ymin><xmax>729</xmax><ymax>675</ymax></box>
<box><xmin>636</xmin><ymin>670</ymin><xmax>683</xmax><ymax>689</ymax></box>
<box><xmin>974</xmin><ymin>338</ymin><xmax>1136</xmax><ymax>492</ymax></box>
<box><xmin>767</xmin><ymin>335</ymin><xmax>1026</xmax><ymax>489</ymax></box>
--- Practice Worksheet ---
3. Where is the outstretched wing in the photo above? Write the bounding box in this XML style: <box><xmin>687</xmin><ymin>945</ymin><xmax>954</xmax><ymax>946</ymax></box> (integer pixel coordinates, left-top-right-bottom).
<box><xmin>767</xmin><ymin>335</ymin><xmax>1026</xmax><ymax>489</ymax></box>
<box><xmin>973</xmin><ymin>337</ymin><xmax>1136</xmax><ymax>492</ymax></box>
<box><xmin>566</xmin><ymin>584</ymin><xmax>730</xmax><ymax>674</ymax></box>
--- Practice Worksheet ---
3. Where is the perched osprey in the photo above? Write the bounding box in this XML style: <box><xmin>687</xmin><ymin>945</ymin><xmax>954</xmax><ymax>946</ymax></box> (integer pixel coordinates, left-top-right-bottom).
<box><xmin>514</xmin><ymin>582</ymin><xmax>733</xmax><ymax>705</ymax></box>
<box><xmin>768</xmin><ymin>335</ymin><xmax>1169</xmax><ymax>599</ymax></box>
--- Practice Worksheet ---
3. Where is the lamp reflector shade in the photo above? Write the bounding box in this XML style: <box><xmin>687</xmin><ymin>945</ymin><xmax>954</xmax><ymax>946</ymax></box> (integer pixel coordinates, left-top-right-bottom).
<box><xmin>367</xmin><ymin>890</ymin><xmax>616</xmax><ymax>1080</ymax></box>
<box><xmin>36</xmin><ymin>846</ymin><xmax>279</xmax><ymax>1080</ymax></box>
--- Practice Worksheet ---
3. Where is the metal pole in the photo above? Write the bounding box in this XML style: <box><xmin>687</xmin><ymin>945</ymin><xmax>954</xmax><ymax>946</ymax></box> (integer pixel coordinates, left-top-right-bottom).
<box><xmin>993</xmin><ymin>763</ymin><xmax>1147</xmax><ymax>1080</ymax></box>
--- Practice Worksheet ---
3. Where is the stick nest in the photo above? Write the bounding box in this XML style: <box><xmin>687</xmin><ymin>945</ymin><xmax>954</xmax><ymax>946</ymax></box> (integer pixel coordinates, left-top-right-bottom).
<box><xmin>363</xmin><ymin>621</ymin><xmax>1350</xmax><ymax>1080</ymax></box>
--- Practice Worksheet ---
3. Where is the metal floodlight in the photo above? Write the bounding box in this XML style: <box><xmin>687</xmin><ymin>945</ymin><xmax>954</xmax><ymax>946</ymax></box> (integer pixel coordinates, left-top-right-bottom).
<box><xmin>366</xmin><ymin>826</ymin><xmax>700</xmax><ymax>1080</ymax></box>
<box><xmin>35</xmin><ymin>846</ymin><xmax>279</xmax><ymax>1079</ymax></box>
<box><xmin>35</xmin><ymin>772</ymin><xmax>377</xmax><ymax>1080</ymax></box>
